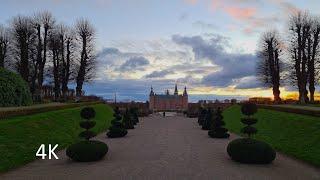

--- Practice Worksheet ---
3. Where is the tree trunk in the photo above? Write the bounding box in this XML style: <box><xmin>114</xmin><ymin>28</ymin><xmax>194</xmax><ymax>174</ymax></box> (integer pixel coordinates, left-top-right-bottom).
<box><xmin>19</xmin><ymin>36</ymin><xmax>29</xmax><ymax>82</ymax></box>
<box><xmin>76</xmin><ymin>36</ymin><xmax>87</xmax><ymax>97</ymax></box>
<box><xmin>38</xmin><ymin>27</ymin><xmax>48</xmax><ymax>99</ymax></box>
<box><xmin>0</xmin><ymin>43</ymin><xmax>6</xmax><ymax>68</ymax></box>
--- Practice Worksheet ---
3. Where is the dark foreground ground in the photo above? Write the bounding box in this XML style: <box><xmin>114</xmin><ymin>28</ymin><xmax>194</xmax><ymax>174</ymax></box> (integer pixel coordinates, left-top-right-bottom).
<box><xmin>2</xmin><ymin>114</ymin><xmax>320</xmax><ymax>180</ymax></box>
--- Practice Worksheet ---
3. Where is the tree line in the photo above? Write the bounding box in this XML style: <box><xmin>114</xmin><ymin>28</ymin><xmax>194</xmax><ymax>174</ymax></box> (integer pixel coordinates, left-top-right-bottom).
<box><xmin>0</xmin><ymin>11</ymin><xmax>96</xmax><ymax>102</ymax></box>
<box><xmin>257</xmin><ymin>11</ymin><xmax>320</xmax><ymax>104</ymax></box>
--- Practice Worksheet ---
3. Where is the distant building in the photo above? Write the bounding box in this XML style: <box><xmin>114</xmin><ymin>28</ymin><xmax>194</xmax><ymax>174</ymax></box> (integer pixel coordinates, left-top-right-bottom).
<box><xmin>249</xmin><ymin>97</ymin><xmax>272</xmax><ymax>104</ymax></box>
<box><xmin>149</xmin><ymin>84</ymin><xmax>188</xmax><ymax>111</ymax></box>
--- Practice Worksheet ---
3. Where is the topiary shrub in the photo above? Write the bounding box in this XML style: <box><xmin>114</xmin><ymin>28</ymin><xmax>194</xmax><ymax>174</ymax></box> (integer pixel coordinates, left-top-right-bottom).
<box><xmin>198</xmin><ymin>107</ymin><xmax>207</xmax><ymax>126</ymax></box>
<box><xmin>123</xmin><ymin>108</ymin><xmax>134</xmax><ymax>129</ymax></box>
<box><xmin>129</xmin><ymin>107</ymin><xmax>139</xmax><ymax>125</ymax></box>
<box><xmin>79</xmin><ymin>107</ymin><xmax>97</xmax><ymax>140</ymax></box>
<box><xmin>202</xmin><ymin>108</ymin><xmax>213</xmax><ymax>130</ymax></box>
<box><xmin>227</xmin><ymin>138</ymin><xmax>276</xmax><ymax>164</ymax></box>
<box><xmin>240</xmin><ymin>102</ymin><xmax>258</xmax><ymax>137</ymax></box>
<box><xmin>66</xmin><ymin>107</ymin><xmax>108</xmax><ymax>162</ymax></box>
<box><xmin>227</xmin><ymin>102</ymin><xmax>276</xmax><ymax>164</ymax></box>
<box><xmin>66</xmin><ymin>140</ymin><xmax>109</xmax><ymax>162</ymax></box>
<box><xmin>208</xmin><ymin>107</ymin><xmax>230</xmax><ymax>138</ymax></box>
<box><xmin>0</xmin><ymin>68</ymin><xmax>32</xmax><ymax>107</ymax></box>
<box><xmin>107</xmin><ymin>107</ymin><xmax>128</xmax><ymax>138</ymax></box>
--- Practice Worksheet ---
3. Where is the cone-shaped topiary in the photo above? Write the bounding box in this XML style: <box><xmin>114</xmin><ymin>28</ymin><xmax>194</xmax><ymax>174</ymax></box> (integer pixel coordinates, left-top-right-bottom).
<box><xmin>227</xmin><ymin>102</ymin><xmax>276</xmax><ymax>164</ymax></box>
<box><xmin>107</xmin><ymin>107</ymin><xmax>128</xmax><ymax>138</ymax></box>
<box><xmin>208</xmin><ymin>107</ymin><xmax>230</xmax><ymax>138</ymax></box>
<box><xmin>198</xmin><ymin>107</ymin><xmax>207</xmax><ymax>126</ymax></box>
<box><xmin>202</xmin><ymin>108</ymin><xmax>213</xmax><ymax>130</ymax></box>
<box><xmin>79</xmin><ymin>107</ymin><xmax>97</xmax><ymax>140</ymax></box>
<box><xmin>66</xmin><ymin>107</ymin><xmax>108</xmax><ymax>162</ymax></box>
<box><xmin>130</xmin><ymin>107</ymin><xmax>139</xmax><ymax>125</ymax></box>
<box><xmin>123</xmin><ymin>108</ymin><xmax>135</xmax><ymax>129</ymax></box>
<box><xmin>240</xmin><ymin>102</ymin><xmax>258</xmax><ymax>137</ymax></box>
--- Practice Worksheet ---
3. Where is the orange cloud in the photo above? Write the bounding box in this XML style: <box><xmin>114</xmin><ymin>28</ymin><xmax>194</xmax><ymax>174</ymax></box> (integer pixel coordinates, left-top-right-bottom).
<box><xmin>225</xmin><ymin>6</ymin><xmax>256</xmax><ymax>20</ymax></box>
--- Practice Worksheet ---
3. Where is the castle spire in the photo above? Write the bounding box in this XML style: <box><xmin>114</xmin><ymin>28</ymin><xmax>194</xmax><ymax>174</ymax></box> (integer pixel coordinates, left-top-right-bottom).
<box><xmin>150</xmin><ymin>86</ymin><xmax>154</xmax><ymax>96</ymax></box>
<box><xmin>183</xmin><ymin>86</ymin><xmax>188</xmax><ymax>96</ymax></box>
<box><xmin>174</xmin><ymin>83</ymin><xmax>178</xmax><ymax>95</ymax></box>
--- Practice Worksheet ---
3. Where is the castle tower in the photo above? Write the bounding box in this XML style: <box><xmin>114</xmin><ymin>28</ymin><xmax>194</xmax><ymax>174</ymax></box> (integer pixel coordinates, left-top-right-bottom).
<box><xmin>174</xmin><ymin>84</ymin><xmax>178</xmax><ymax>95</ymax></box>
<box><xmin>149</xmin><ymin>86</ymin><xmax>155</xmax><ymax>111</ymax></box>
<box><xmin>183</xmin><ymin>86</ymin><xmax>188</xmax><ymax>96</ymax></box>
<box><xmin>150</xmin><ymin>86</ymin><xmax>154</xmax><ymax>96</ymax></box>
<box><xmin>183</xmin><ymin>86</ymin><xmax>188</xmax><ymax>109</ymax></box>
<box><xmin>166</xmin><ymin>89</ymin><xmax>170</xmax><ymax>95</ymax></box>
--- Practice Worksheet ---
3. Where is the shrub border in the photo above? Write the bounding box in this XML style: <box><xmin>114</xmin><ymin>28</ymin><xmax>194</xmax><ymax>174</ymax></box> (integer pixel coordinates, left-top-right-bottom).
<box><xmin>257</xmin><ymin>105</ymin><xmax>320</xmax><ymax>117</ymax></box>
<box><xmin>0</xmin><ymin>101</ymin><xmax>103</xmax><ymax>119</ymax></box>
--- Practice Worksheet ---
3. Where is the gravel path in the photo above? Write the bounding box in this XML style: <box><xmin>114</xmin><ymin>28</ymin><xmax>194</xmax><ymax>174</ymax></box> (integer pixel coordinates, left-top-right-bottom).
<box><xmin>2</xmin><ymin>114</ymin><xmax>320</xmax><ymax>180</ymax></box>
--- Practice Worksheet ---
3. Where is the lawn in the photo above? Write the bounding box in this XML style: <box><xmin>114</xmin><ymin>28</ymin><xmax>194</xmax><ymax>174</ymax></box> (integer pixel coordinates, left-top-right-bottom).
<box><xmin>223</xmin><ymin>105</ymin><xmax>320</xmax><ymax>167</ymax></box>
<box><xmin>0</xmin><ymin>104</ymin><xmax>113</xmax><ymax>172</ymax></box>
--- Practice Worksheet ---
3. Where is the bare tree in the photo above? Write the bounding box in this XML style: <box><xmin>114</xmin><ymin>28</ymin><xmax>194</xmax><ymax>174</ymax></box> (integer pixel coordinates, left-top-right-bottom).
<box><xmin>287</xmin><ymin>11</ymin><xmax>311</xmax><ymax>104</ymax></box>
<box><xmin>257</xmin><ymin>30</ymin><xmax>283</xmax><ymax>103</ymax></box>
<box><xmin>48</xmin><ymin>30</ymin><xmax>61</xmax><ymax>101</ymax></box>
<box><xmin>307</xmin><ymin>17</ymin><xmax>320</xmax><ymax>102</ymax></box>
<box><xmin>0</xmin><ymin>25</ymin><xmax>9</xmax><ymax>68</ymax></box>
<box><xmin>37</xmin><ymin>12</ymin><xmax>55</xmax><ymax>96</ymax></box>
<box><xmin>10</xmin><ymin>15</ymin><xmax>35</xmax><ymax>82</ymax></box>
<box><xmin>75</xmin><ymin>19</ymin><xmax>96</xmax><ymax>97</ymax></box>
<box><xmin>57</xmin><ymin>24</ymin><xmax>75</xmax><ymax>101</ymax></box>
<box><xmin>288</xmin><ymin>12</ymin><xmax>320</xmax><ymax>103</ymax></box>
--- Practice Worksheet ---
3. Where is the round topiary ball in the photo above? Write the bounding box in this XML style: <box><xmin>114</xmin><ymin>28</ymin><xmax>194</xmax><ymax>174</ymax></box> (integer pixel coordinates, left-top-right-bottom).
<box><xmin>66</xmin><ymin>140</ymin><xmax>108</xmax><ymax>162</ymax></box>
<box><xmin>0</xmin><ymin>68</ymin><xmax>32</xmax><ymax>107</ymax></box>
<box><xmin>227</xmin><ymin>138</ymin><xmax>276</xmax><ymax>164</ymax></box>
<box><xmin>80</xmin><ymin>107</ymin><xmax>96</xmax><ymax>119</ymax></box>
<box><xmin>241</xmin><ymin>102</ymin><xmax>258</xmax><ymax>116</ymax></box>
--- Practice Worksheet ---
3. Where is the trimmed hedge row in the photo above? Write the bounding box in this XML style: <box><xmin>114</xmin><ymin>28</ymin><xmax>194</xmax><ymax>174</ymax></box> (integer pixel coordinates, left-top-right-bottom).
<box><xmin>258</xmin><ymin>104</ymin><xmax>320</xmax><ymax>117</ymax></box>
<box><xmin>0</xmin><ymin>101</ymin><xmax>102</xmax><ymax>119</ymax></box>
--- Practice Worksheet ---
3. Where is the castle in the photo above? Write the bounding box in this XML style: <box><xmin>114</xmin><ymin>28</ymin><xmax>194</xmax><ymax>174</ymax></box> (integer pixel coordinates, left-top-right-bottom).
<box><xmin>149</xmin><ymin>84</ymin><xmax>188</xmax><ymax>111</ymax></box>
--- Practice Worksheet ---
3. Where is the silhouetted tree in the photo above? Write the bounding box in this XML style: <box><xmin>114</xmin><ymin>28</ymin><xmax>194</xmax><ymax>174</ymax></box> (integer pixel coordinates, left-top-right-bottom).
<box><xmin>257</xmin><ymin>30</ymin><xmax>283</xmax><ymax>103</ymax></box>
<box><xmin>48</xmin><ymin>30</ymin><xmax>61</xmax><ymax>100</ymax></box>
<box><xmin>288</xmin><ymin>11</ymin><xmax>320</xmax><ymax>103</ymax></box>
<box><xmin>307</xmin><ymin>17</ymin><xmax>320</xmax><ymax>102</ymax></box>
<box><xmin>0</xmin><ymin>25</ymin><xmax>9</xmax><ymax>68</ymax></box>
<box><xmin>75</xmin><ymin>19</ymin><xmax>96</xmax><ymax>97</ymax></box>
<box><xmin>10</xmin><ymin>15</ymin><xmax>35</xmax><ymax>83</ymax></box>
<box><xmin>37</xmin><ymin>12</ymin><xmax>55</xmax><ymax>94</ymax></box>
<box><xmin>59</xmin><ymin>25</ymin><xmax>75</xmax><ymax>101</ymax></box>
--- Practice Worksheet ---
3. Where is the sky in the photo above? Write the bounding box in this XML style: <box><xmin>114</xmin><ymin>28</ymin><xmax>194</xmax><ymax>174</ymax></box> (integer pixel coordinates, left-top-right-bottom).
<box><xmin>1</xmin><ymin>0</ymin><xmax>320</xmax><ymax>102</ymax></box>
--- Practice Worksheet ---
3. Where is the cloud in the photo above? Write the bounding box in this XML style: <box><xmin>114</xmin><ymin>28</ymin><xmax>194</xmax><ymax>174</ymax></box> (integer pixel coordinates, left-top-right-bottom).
<box><xmin>234</xmin><ymin>76</ymin><xmax>265</xmax><ymax>89</ymax></box>
<box><xmin>145</xmin><ymin>70</ymin><xmax>174</xmax><ymax>78</ymax></box>
<box><xmin>172</xmin><ymin>34</ymin><xmax>258</xmax><ymax>87</ymax></box>
<box><xmin>225</xmin><ymin>7</ymin><xmax>257</xmax><ymax>20</ymax></box>
<box><xmin>192</xmin><ymin>21</ymin><xmax>218</xmax><ymax>31</ymax></box>
<box><xmin>117</xmin><ymin>56</ymin><xmax>150</xmax><ymax>71</ymax></box>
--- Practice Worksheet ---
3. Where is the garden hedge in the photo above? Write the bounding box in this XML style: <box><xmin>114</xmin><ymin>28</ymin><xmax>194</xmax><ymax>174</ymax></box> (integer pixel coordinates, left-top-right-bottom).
<box><xmin>0</xmin><ymin>68</ymin><xmax>32</xmax><ymax>107</ymax></box>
